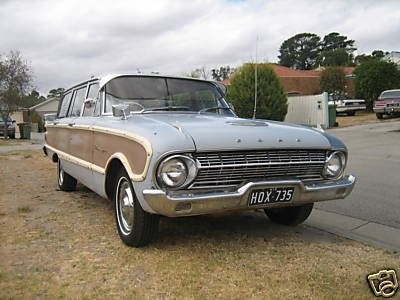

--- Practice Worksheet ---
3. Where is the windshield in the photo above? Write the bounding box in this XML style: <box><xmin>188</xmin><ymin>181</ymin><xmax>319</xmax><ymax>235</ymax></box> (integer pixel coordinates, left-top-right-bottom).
<box><xmin>379</xmin><ymin>90</ymin><xmax>400</xmax><ymax>99</ymax></box>
<box><xmin>103</xmin><ymin>76</ymin><xmax>232</xmax><ymax>115</ymax></box>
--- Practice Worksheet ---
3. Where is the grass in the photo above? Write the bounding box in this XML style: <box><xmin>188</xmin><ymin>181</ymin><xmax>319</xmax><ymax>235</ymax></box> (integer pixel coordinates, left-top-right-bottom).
<box><xmin>0</xmin><ymin>150</ymin><xmax>399</xmax><ymax>299</ymax></box>
<box><xmin>17</xmin><ymin>206</ymin><xmax>32</xmax><ymax>213</ymax></box>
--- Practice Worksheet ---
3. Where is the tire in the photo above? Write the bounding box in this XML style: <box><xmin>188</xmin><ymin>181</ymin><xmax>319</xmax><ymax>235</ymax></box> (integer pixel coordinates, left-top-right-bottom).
<box><xmin>346</xmin><ymin>111</ymin><xmax>355</xmax><ymax>116</ymax></box>
<box><xmin>376</xmin><ymin>113</ymin><xmax>383</xmax><ymax>119</ymax></box>
<box><xmin>9</xmin><ymin>133</ymin><xmax>15</xmax><ymax>139</ymax></box>
<box><xmin>114</xmin><ymin>168</ymin><xmax>159</xmax><ymax>247</ymax></box>
<box><xmin>57</xmin><ymin>159</ymin><xmax>77</xmax><ymax>191</ymax></box>
<box><xmin>264</xmin><ymin>203</ymin><xmax>314</xmax><ymax>226</ymax></box>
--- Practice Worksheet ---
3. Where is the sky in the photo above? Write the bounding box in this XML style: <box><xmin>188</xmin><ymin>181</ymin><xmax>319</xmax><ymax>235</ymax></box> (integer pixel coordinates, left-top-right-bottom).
<box><xmin>1</xmin><ymin>0</ymin><xmax>399</xmax><ymax>95</ymax></box>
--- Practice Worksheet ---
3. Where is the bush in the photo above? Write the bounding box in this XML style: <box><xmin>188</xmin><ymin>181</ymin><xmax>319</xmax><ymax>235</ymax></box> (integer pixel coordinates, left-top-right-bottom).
<box><xmin>227</xmin><ymin>63</ymin><xmax>287</xmax><ymax>121</ymax></box>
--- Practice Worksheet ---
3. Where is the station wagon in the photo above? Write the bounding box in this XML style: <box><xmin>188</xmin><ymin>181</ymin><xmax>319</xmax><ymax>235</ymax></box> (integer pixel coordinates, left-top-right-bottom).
<box><xmin>44</xmin><ymin>74</ymin><xmax>356</xmax><ymax>247</ymax></box>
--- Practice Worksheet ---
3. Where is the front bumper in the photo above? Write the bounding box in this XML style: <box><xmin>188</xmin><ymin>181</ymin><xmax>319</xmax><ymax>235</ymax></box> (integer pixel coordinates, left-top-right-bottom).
<box><xmin>336</xmin><ymin>105</ymin><xmax>366</xmax><ymax>113</ymax></box>
<box><xmin>143</xmin><ymin>174</ymin><xmax>356</xmax><ymax>217</ymax></box>
<box><xmin>374</xmin><ymin>106</ymin><xmax>400</xmax><ymax>114</ymax></box>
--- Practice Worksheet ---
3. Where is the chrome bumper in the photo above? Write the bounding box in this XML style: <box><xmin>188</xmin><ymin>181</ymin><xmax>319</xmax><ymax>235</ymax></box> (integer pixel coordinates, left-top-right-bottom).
<box><xmin>143</xmin><ymin>175</ymin><xmax>356</xmax><ymax>217</ymax></box>
<box><xmin>374</xmin><ymin>107</ymin><xmax>400</xmax><ymax>114</ymax></box>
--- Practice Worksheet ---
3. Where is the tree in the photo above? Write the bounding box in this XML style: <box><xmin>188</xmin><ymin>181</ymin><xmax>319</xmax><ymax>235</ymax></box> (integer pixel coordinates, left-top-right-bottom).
<box><xmin>20</xmin><ymin>90</ymin><xmax>46</xmax><ymax>108</ymax></box>
<box><xmin>321</xmin><ymin>32</ymin><xmax>355</xmax><ymax>52</ymax></box>
<box><xmin>354</xmin><ymin>50</ymin><xmax>389</xmax><ymax>65</ymax></box>
<box><xmin>320</xmin><ymin>48</ymin><xmax>354</xmax><ymax>66</ymax></box>
<box><xmin>320</xmin><ymin>67</ymin><xmax>346</xmax><ymax>98</ymax></box>
<box><xmin>0</xmin><ymin>51</ymin><xmax>33</xmax><ymax>138</ymax></box>
<box><xmin>227</xmin><ymin>63</ymin><xmax>287</xmax><ymax>121</ymax></box>
<box><xmin>278</xmin><ymin>33</ymin><xmax>321</xmax><ymax>70</ymax></box>
<box><xmin>47</xmin><ymin>88</ymin><xmax>65</xmax><ymax>99</ymax></box>
<box><xmin>211</xmin><ymin>66</ymin><xmax>235</xmax><ymax>81</ymax></box>
<box><xmin>354</xmin><ymin>60</ymin><xmax>400</xmax><ymax>110</ymax></box>
<box><xmin>319</xmin><ymin>32</ymin><xmax>356</xmax><ymax>66</ymax></box>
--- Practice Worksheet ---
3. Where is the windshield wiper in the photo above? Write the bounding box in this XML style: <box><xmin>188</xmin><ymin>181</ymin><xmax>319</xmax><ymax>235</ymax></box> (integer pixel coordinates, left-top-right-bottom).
<box><xmin>141</xmin><ymin>106</ymin><xmax>192</xmax><ymax>113</ymax></box>
<box><xmin>198</xmin><ymin>107</ymin><xmax>232</xmax><ymax>114</ymax></box>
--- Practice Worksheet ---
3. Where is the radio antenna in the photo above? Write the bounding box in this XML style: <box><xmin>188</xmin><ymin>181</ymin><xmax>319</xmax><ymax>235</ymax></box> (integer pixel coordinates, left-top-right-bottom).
<box><xmin>252</xmin><ymin>36</ymin><xmax>258</xmax><ymax>119</ymax></box>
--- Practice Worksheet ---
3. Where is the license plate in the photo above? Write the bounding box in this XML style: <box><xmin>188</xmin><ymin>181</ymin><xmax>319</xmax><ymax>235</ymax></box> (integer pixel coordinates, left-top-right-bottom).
<box><xmin>248</xmin><ymin>187</ymin><xmax>294</xmax><ymax>206</ymax></box>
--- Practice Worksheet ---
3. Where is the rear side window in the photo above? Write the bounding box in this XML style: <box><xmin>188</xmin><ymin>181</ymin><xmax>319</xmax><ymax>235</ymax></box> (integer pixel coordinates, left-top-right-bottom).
<box><xmin>69</xmin><ymin>86</ymin><xmax>87</xmax><ymax>117</ymax></box>
<box><xmin>82</xmin><ymin>83</ymin><xmax>100</xmax><ymax>117</ymax></box>
<box><xmin>58</xmin><ymin>92</ymin><xmax>73</xmax><ymax>118</ymax></box>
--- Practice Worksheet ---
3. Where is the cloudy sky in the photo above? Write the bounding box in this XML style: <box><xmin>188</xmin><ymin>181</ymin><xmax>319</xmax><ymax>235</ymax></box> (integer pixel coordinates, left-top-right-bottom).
<box><xmin>1</xmin><ymin>0</ymin><xmax>399</xmax><ymax>95</ymax></box>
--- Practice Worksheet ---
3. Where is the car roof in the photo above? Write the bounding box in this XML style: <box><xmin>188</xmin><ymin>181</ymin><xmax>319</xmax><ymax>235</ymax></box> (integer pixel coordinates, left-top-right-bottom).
<box><xmin>381</xmin><ymin>89</ymin><xmax>400</xmax><ymax>93</ymax></box>
<box><xmin>63</xmin><ymin>74</ymin><xmax>216</xmax><ymax>95</ymax></box>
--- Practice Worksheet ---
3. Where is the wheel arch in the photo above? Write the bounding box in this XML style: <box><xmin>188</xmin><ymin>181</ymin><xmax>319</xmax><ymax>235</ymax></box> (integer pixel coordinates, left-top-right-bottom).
<box><xmin>104</xmin><ymin>153</ymin><xmax>141</xmax><ymax>200</ymax></box>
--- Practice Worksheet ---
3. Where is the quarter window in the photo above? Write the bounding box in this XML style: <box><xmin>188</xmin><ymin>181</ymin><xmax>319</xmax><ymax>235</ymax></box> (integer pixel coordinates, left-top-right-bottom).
<box><xmin>58</xmin><ymin>92</ymin><xmax>73</xmax><ymax>118</ymax></box>
<box><xmin>69</xmin><ymin>86</ymin><xmax>87</xmax><ymax>117</ymax></box>
<box><xmin>82</xmin><ymin>83</ymin><xmax>100</xmax><ymax>117</ymax></box>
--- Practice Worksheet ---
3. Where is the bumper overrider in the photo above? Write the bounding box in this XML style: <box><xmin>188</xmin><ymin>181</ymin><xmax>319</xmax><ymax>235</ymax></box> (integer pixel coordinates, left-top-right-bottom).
<box><xmin>143</xmin><ymin>174</ymin><xmax>356</xmax><ymax>217</ymax></box>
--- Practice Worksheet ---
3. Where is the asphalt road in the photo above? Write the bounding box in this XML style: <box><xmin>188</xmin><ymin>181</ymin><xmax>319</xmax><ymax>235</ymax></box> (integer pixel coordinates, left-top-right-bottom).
<box><xmin>316</xmin><ymin>120</ymin><xmax>400</xmax><ymax>229</ymax></box>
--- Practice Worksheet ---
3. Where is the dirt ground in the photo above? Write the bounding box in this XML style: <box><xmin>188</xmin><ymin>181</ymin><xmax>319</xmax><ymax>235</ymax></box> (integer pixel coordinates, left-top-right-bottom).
<box><xmin>1</xmin><ymin>149</ymin><xmax>399</xmax><ymax>299</ymax></box>
<box><xmin>334</xmin><ymin>111</ymin><xmax>399</xmax><ymax>128</ymax></box>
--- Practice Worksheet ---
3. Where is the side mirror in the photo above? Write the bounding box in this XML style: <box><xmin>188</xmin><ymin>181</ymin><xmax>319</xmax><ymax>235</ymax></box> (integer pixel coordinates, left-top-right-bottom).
<box><xmin>112</xmin><ymin>104</ymin><xmax>130</xmax><ymax>120</ymax></box>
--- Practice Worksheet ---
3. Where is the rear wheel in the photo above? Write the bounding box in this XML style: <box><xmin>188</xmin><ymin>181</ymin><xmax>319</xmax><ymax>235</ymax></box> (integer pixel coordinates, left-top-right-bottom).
<box><xmin>114</xmin><ymin>168</ymin><xmax>159</xmax><ymax>247</ymax></box>
<box><xmin>57</xmin><ymin>159</ymin><xmax>77</xmax><ymax>191</ymax></box>
<box><xmin>376</xmin><ymin>113</ymin><xmax>383</xmax><ymax>119</ymax></box>
<box><xmin>346</xmin><ymin>111</ymin><xmax>355</xmax><ymax>116</ymax></box>
<box><xmin>264</xmin><ymin>203</ymin><xmax>313</xmax><ymax>226</ymax></box>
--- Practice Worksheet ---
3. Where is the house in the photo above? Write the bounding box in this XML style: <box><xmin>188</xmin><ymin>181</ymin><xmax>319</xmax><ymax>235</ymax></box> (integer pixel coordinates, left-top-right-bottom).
<box><xmin>382</xmin><ymin>51</ymin><xmax>400</xmax><ymax>66</ymax></box>
<box><xmin>29</xmin><ymin>97</ymin><xmax>59</xmax><ymax>117</ymax></box>
<box><xmin>223</xmin><ymin>64</ymin><xmax>356</xmax><ymax>97</ymax></box>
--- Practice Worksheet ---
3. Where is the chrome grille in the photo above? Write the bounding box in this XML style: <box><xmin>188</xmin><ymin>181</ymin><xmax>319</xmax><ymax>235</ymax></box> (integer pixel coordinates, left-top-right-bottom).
<box><xmin>191</xmin><ymin>150</ymin><xmax>327</xmax><ymax>189</ymax></box>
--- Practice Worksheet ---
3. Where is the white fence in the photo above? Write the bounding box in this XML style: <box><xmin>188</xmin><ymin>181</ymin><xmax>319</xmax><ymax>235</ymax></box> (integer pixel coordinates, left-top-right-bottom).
<box><xmin>284</xmin><ymin>92</ymin><xmax>329</xmax><ymax>128</ymax></box>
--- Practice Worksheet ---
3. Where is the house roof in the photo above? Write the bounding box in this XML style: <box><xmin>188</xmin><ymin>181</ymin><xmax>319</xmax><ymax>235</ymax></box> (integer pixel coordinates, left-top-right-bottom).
<box><xmin>222</xmin><ymin>65</ymin><xmax>355</xmax><ymax>85</ymax></box>
<box><xmin>29</xmin><ymin>97</ymin><xmax>59</xmax><ymax>110</ymax></box>
<box><xmin>272</xmin><ymin>65</ymin><xmax>320</xmax><ymax>77</ymax></box>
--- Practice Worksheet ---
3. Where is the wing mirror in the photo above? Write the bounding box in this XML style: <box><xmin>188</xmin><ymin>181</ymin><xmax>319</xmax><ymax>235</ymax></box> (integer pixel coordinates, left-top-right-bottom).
<box><xmin>112</xmin><ymin>104</ymin><xmax>130</xmax><ymax>120</ymax></box>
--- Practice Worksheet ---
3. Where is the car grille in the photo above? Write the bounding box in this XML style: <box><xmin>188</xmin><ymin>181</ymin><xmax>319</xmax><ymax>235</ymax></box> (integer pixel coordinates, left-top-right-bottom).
<box><xmin>190</xmin><ymin>150</ymin><xmax>327</xmax><ymax>189</ymax></box>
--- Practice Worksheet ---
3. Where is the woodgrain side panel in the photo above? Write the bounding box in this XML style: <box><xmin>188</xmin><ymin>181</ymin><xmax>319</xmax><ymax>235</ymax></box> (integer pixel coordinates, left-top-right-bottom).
<box><xmin>93</xmin><ymin>131</ymin><xmax>149</xmax><ymax>175</ymax></box>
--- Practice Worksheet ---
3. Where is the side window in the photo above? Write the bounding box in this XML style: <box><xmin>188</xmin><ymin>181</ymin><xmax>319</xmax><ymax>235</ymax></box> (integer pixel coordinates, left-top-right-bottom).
<box><xmin>58</xmin><ymin>92</ymin><xmax>73</xmax><ymax>118</ymax></box>
<box><xmin>68</xmin><ymin>86</ymin><xmax>87</xmax><ymax>117</ymax></box>
<box><xmin>82</xmin><ymin>83</ymin><xmax>100</xmax><ymax>117</ymax></box>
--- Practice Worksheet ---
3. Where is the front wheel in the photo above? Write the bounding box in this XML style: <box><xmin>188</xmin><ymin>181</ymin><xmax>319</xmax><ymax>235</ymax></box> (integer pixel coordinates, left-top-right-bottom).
<box><xmin>57</xmin><ymin>159</ymin><xmax>77</xmax><ymax>191</ymax></box>
<box><xmin>114</xmin><ymin>168</ymin><xmax>159</xmax><ymax>247</ymax></box>
<box><xmin>264</xmin><ymin>203</ymin><xmax>313</xmax><ymax>226</ymax></box>
<box><xmin>376</xmin><ymin>113</ymin><xmax>383</xmax><ymax>119</ymax></box>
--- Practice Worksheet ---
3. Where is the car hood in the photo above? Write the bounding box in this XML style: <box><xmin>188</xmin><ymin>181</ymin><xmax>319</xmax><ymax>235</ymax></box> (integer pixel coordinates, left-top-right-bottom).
<box><xmin>138</xmin><ymin>113</ymin><xmax>332</xmax><ymax>151</ymax></box>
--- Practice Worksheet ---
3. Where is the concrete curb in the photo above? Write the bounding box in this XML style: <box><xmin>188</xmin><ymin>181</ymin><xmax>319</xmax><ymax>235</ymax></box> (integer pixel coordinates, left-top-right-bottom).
<box><xmin>305</xmin><ymin>209</ymin><xmax>400</xmax><ymax>252</ymax></box>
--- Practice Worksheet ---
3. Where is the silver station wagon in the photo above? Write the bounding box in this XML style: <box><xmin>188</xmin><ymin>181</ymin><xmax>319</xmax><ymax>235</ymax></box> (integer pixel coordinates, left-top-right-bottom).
<box><xmin>44</xmin><ymin>74</ymin><xmax>356</xmax><ymax>247</ymax></box>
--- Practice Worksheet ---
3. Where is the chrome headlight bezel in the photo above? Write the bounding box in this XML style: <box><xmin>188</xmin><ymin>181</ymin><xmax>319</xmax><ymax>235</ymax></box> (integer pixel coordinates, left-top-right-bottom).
<box><xmin>156</xmin><ymin>155</ymin><xmax>198</xmax><ymax>189</ymax></box>
<box><xmin>323</xmin><ymin>151</ymin><xmax>346</xmax><ymax>179</ymax></box>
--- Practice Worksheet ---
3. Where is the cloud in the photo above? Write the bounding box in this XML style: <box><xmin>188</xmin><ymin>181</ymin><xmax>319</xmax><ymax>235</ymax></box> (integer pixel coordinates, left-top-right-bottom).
<box><xmin>0</xmin><ymin>0</ymin><xmax>399</xmax><ymax>94</ymax></box>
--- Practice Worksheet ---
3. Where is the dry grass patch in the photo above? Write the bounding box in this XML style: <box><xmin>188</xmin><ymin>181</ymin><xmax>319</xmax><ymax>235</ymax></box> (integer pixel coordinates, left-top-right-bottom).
<box><xmin>0</xmin><ymin>150</ymin><xmax>399</xmax><ymax>299</ymax></box>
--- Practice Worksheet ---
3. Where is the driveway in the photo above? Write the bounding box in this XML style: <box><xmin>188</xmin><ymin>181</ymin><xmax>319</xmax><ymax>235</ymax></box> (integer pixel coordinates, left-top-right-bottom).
<box><xmin>316</xmin><ymin>120</ymin><xmax>400</xmax><ymax>229</ymax></box>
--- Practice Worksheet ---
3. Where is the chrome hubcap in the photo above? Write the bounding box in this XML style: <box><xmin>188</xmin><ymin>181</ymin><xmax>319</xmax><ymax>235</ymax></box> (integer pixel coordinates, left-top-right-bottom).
<box><xmin>116</xmin><ymin>177</ymin><xmax>134</xmax><ymax>235</ymax></box>
<box><xmin>58</xmin><ymin>161</ymin><xmax>64</xmax><ymax>185</ymax></box>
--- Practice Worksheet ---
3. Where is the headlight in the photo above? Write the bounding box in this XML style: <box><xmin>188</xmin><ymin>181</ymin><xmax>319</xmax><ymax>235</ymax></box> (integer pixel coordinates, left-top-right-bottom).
<box><xmin>323</xmin><ymin>151</ymin><xmax>346</xmax><ymax>179</ymax></box>
<box><xmin>157</xmin><ymin>155</ymin><xmax>198</xmax><ymax>189</ymax></box>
